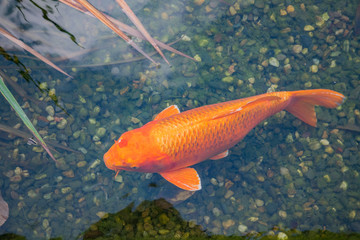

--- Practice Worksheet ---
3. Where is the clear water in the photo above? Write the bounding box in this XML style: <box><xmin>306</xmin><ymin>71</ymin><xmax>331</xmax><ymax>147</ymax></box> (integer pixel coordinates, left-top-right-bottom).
<box><xmin>0</xmin><ymin>0</ymin><xmax>359</xmax><ymax>239</ymax></box>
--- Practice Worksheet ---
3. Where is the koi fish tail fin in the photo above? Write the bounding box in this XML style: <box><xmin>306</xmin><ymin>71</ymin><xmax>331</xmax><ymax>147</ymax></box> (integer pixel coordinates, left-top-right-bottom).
<box><xmin>286</xmin><ymin>89</ymin><xmax>345</xmax><ymax>127</ymax></box>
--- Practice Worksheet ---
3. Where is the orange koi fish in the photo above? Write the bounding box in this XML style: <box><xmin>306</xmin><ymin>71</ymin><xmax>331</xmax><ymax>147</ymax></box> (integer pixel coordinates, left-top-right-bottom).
<box><xmin>104</xmin><ymin>89</ymin><xmax>345</xmax><ymax>191</ymax></box>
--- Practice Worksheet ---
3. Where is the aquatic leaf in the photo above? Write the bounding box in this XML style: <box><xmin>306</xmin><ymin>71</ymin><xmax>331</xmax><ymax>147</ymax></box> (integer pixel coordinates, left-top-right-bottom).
<box><xmin>0</xmin><ymin>123</ymin><xmax>79</xmax><ymax>153</ymax></box>
<box><xmin>337</xmin><ymin>124</ymin><xmax>360</xmax><ymax>132</ymax></box>
<box><xmin>75</xmin><ymin>0</ymin><xmax>157</xmax><ymax>65</ymax></box>
<box><xmin>29</xmin><ymin>0</ymin><xmax>80</xmax><ymax>46</ymax></box>
<box><xmin>0</xmin><ymin>75</ymin><xmax>57</xmax><ymax>162</ymax></box>
<box><xmin>0</xmin><ymin>193</ymin><xmax>8</xmax><ymax>227</ymax></box>
<box><xmin>116</xmin><ymin>0</ymin><xmax>170</xmax><ymax>65</ymax></box>
<box><xmin>0</xmin><ymin>27</ymin><xmax>71</xmax><ymax>77</ymax></box>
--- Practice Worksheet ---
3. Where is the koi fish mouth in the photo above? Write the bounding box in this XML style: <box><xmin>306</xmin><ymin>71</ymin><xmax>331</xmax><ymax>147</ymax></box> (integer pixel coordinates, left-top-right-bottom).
<box><xmin>103</xmin><ymin>150</ymin><xmax>116</xmax><ymax>170</ymax></box>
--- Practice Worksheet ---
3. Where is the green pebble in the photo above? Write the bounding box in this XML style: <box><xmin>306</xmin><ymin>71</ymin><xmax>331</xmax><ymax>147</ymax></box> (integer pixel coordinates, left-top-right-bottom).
<box><xmin>158</xmin><ymin>229</ymin><xmax>169</xmax><ymax>235</ymax></box>
<box><xmin>96</xmin><ymin>127</ymin><xmax>106</xmax><ymax>138</ymax></box>
<box><xmin>198</xmin><ymin>39</ymin><xmax>209</xmax><ymax>47</ymax></box>
<box><xmin>158</xmin><ymin>213</ymin><xmax>169</xmax><ymax>225</ymax></box>
<box><xmin>222</xmin><ymin>76</ymin><xmax>234</xmax><ymax>83</ymax></box>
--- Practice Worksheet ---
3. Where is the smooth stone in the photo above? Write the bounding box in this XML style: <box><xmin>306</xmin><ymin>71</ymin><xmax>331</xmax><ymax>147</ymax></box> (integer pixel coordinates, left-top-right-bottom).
<box><xmin>57</xmin><ymin>118</ymin><xmax>67</xmax><ymax>129</ymax></box>
<box><xmin>269</xmin><ymin>57</ymin><xmax>279</xmax><ymax>67</ymax></box>
<box><xmin>238</xmin><ymin>224</ymin><xmax>248</xmax><ymax>233</ymax></box>
<box><xmin>212</xmin><ymin>207</ymin><xmax>221</xmax><ymax>217</ymax></box>
<box><xmin>45</xmin><ymin>106</ymin><xmax>55</xmax><ymax>117</ymax></box>
<box><xmin>293</xmin><ymin>45</ymin><xmax>303</xmax><ymax>54</ymax></box>
<box><xmin>96</xmin><ymin>127</ymin><xmax>106</xmax><ymax>138</ymax></box>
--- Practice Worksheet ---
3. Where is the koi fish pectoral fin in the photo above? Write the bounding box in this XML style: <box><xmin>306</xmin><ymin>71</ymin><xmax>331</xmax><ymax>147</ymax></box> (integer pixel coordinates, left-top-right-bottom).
<box><xmin>159</xmin><ymin>167</ymin><xmax>201</xmax><ymax>191</ymax></box>
<box><xmin>209</xmin><ymin>150</ymin><xmax>229</xmax><ymax>160</ymax></box>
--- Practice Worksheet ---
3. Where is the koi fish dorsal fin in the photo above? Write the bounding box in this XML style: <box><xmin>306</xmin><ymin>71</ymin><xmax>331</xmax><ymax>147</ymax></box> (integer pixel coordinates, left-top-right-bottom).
<box><xmin>154</xmin><ymin>105</ymin><xmax>180</xmax><ymax>121</ymax></box>
<box><xmin>159</xmin><ymin>167</ymin><xmax>201</xmax><ymax>191</ymax></box>
<box><xmin>211</xmin><ymin>96</ymin><xmax>280</xmax><ymax>120</ymax></box>
<box><xmin>209</xmin><ymin>150</ymin><xmax>229</xmax><ymax>160</ymax></box>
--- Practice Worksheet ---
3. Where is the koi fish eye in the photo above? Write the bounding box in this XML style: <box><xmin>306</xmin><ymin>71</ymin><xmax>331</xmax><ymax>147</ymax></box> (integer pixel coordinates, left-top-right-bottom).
<box><xmin>131</xmin><ymin>166</ymin><xmax>139</xmax><ymax>170</ymax></box>
<box><xmin>117</xmin><ymin>138</ymin><xmax>128</xmax><ymax>148</ymax></box>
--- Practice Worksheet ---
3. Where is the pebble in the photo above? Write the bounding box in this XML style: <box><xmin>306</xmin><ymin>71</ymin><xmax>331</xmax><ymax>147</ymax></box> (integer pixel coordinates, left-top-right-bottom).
<box><xmin>14</xmin><ymin>167</ymin><xmax>22</xmax><ymax>175</ymax></box>
<box><xmin>96</xmin><ymin>211</ymin><xmax>107</xmax><ymax>218</ymax></box>
<box><xmin>349</xmin><ymin>210</ymin><xmax>356</xmax><ymax>219</ymax></box>
<box><xmin>257</xmin><ymin>175</ymin><xmax>265</xmax><ymax>182</ymax></box>
<box><xmin>269</xmin><ymin>57</ymin><xmax>279</xmax><ymax>67</ymax></box>
<box><xmin>222</xmin><ymin>219</ymin><xmax>235</xmax><ymax>229</ymax></box>
<box><xmin>278</xmin><ymin>232</ymin><xmax>288</xmax><ymax>240</ymax></box>
<box><xmin>224</xmin><ymin>190</ymin><xmax>234</xmax><ymax>199</ymax></box>
<box><xmin>194</xmin><ymin>0</ymin><xmax>204</xmax><ymax>6</ymax></box>
<box><xmin>212</xmin><ymin>207</ymin><xmax>221</xmax><ymax>217</ymax></box>
<box><xmin>111</xmin><ymin>67</ymin><xmax>120</xmax><ymax>75</ymax></box>
<box><xmin>323</xmin><ymin>174</ymin><xmax>331</xmax><ymax>182</ymax></box>
<box><xmin>61</xmin><ymin>187</ymin><xmax>71</xmax><ymax>194</ymax></box>
<box><xmin>42</xmin><ymin>219</ymin><xmax>49</xmax><ymax>229</ymax></box>
<box><xmin>280</xmin><ymin>9</ymin><xmax>287</xmax><ymax>16</ymax></box>
<box><xmin>278</xmin><ymin>210</ymin><xmax>287</xmax><ymax>218</ymax></box>
<box><xmin>57</xmin><ymin>118</ymin><xmax>67</xmax><ymax>129</ymax></box>
<box><xmin>286</xmin><ymin>5</ymin><xmax>295</xmax><ymax>13</ymax></box>
<box><xmin>229</xmin><ymin>6</ymin><xmax>236</xmax><ymax>16</ymax></box>
<box><xmin>238</xmin><ymin>224</ymin><xmax>248</xmax><ymax>233</ymax></box>
<box><xmin>77</xmin><ymin>161</ymin><xmax>87</xmax><ymax>168</ymax></box>
<box><xmin>222</xmin><ymin>76</ymin><xmax>234</xmax><ymax>83</ymax></box>
<box><xmin>88</xmin><ymin>159</ymin><xmax>101</xmax><ymax>169</ymax></box>
<box><xmin>46</xmin><ymin>106</ymin><xmax>55</xmax><ymax>117</ymax></box>
<box><xmin>309</xmin><ymin>139</ymin><xmax>321</xmax><ymax>150</ymax></box>
<box><xmin>159</xmin><ymin>213</ymin><xmax>169</xmax><ymax>225</ymax></box>
<box><xmin>96</xmin><ymin>127</ymin><xmax>106</xmax><ymax>138</ymax></box>
<box><xmin>10</xmin><ymin>175</ymin><xmax>22</xmax><ymax>182</ymax></box>
<box><xmin>339</xmin><ymin>181</ymin><xmax>348</xmax><ymax>191</ymax></box>
<box><xmin>131</xmin><ymin>117</ymin><xmax>140</xmax><ymax>124</ymax></box>
<box><xmin>280</xmin><ymin>167</ymin><xmax>290</xmax><ymax>176</ymax></box>
<box><xmin>292</xmin><ymin>45</ymin><xmax>303</xmax><ymax>54</ymax></box>
<box><xmin>204</xmin><ymin>216</ymin><xmax>210</xmax><ymax>224</ymax></box>
<box><xmin>320</xmin><ymin>139</ymin><xmax>329</xmax><ymax>146</ymax></box>
<box><xmin>304</xmin><ymin>25</ymin><xmax>315</xmax><ymax>31</ymax></box>
<box><xmin>43</xmin><ymin>192</ymin><xmax>52</xmax><ymax>200</ymax></box>
<box><xmin>210</xmin><ymin>178</ymin><xmax>218</xmax><ymax>186</ymax></box>
<box><xmin>63</xmin><ymin>170</ymin><xmax>74</xmax><ymax>178</ymax></box>
<box><xmin>114</xmin><ymin>175</ymin><xmax>123</xmax><ymax>183</ymax></box>
<box><xmin>159</xmin><ymin>229</ymin><xmax>170</xmax><ymax>235</ymax></box>
<box><xmin>28</xmin><ymin>189</ymin><xmax>38</xmax><ymax>198</ymax></box>
<box><xmin>161</xmin><ymin>12</ymin><xmax>168</xmax><ymax>20</ymax></box>
<box><xmin>310</xmin><ymin>65</ymin><xmax>318</xmax><ymax>73</ymax></box>
<box><xmin>270</xmin><ymin>76</ymin><xmax>280</xmax><ymax>84</ymax></box>
<box><xmin>255</xmin><ymin>199</ymin><xmax>264</xmax><ymax>207</ymax></box>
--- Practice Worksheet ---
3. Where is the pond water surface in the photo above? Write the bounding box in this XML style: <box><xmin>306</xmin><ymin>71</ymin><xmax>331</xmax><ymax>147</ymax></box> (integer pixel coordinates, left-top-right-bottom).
<box><xmin>0</xmin><ymin>0</ymin><xmax>360</xmax><ymax>239</ymax></box>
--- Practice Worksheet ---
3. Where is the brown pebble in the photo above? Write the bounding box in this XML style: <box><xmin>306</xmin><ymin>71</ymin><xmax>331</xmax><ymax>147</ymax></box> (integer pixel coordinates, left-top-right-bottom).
<box><xmin>225</xmin><ymin>180</ymin><xmax>234</xmax><ymax>189</ymax></box>
<box><xmin>224</xmin><ymin>190</ymin><xmax>234</xmax><ymax>199</ymax></box>
<box><xmin>296</xmin><ymin>151</ymin><xmax>303</xmax><ymax>157</ymax></box>
<box><xmin>267</xmin><ymin>169</ymin><xmax>274</xmax><ymax>178</ymax></box>
<box><xmin>11</xmin><ymin>191</ymin><xmax>19</xmax><ymax>200</ymax></box>
<box><xmin>66</xmin><ymin>194</ymin><xmax>73</xmax><ymax>201</ymax></box>
<box><xmin>270</xmin><ymin>76</ymin><xmax>280</xmax><ymax>84</ymax></box>
<box><xmin>222</xmin><ymin>219</ymin><xmax>235</xmax><ymax>229</ymax></box>
<box><xmin>257</xmin><ymin>175</ymin><xmax>265</xmax><ymax>182</ymax></box>
<box><xmin>63</xmin><ymin>170</ymin><xmax>75</xmax><ymax>178</ymax></box>
<box><xmin>10</xmin><ymin>175</ymin><xmax>22</xmax><ymax>182</ymax></box>
<box><xmin>322</xmin><ymin>131</ymin><xmax>328</xmax><ymax>139</ymax></box>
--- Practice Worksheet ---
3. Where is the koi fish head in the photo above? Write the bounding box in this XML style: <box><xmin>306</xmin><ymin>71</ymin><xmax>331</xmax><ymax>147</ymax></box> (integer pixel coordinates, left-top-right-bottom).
<box><xmin>103</xmin><ymin>126</ymin><xmax>168</xmax><ymax>173</ymax></box>
<box><xmin>103</xmin><ymin>130</ymin><xmax>145</xmax><ymax>172</ymax></box>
